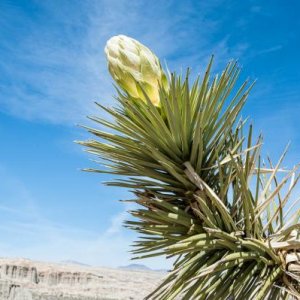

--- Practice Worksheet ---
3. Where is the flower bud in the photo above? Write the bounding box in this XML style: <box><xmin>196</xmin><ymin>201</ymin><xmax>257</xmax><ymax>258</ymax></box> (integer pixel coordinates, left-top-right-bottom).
<box><xmin>105</xmin><ymin>35</ymin><xmax>167</xmax><ymax>106</ymax></box>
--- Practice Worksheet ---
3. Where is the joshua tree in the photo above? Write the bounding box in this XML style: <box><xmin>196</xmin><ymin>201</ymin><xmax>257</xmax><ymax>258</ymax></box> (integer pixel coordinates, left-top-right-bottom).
<box><xmin>79</xmin><ymin>35</ymin><xmax>300</xmax><ymax>299</ymax></box>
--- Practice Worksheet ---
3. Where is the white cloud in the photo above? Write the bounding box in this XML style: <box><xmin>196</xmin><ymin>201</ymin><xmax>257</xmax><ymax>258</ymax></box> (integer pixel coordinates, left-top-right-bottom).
<box><xmin>105</xmin><ymin>206</ymin><xmax>130</xmax><ymax>236</ymax></box>
<box><xmin>0</xmin><ymin>0</ymin><xmax>247</xmax><ymax>125</ymax></box>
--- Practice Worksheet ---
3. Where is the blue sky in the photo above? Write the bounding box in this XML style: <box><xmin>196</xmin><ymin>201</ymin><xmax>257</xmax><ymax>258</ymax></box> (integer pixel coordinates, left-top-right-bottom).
<box><xmin>0</xmin><ymin>0</ymin><xmax>299</xmax><ymax>269</ymax></box>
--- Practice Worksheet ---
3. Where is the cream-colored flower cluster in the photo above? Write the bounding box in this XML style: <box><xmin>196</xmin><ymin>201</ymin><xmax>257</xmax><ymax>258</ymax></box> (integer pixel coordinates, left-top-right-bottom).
<box><xmin>105</xmin><ymin>35</ymin><xmax>167</xmax><ymax>106</ymax></box>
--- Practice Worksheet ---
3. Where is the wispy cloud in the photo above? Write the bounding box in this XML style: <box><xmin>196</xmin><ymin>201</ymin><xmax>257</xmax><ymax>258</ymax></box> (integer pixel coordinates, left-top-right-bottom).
<box><xmin>0</xmin><ymin>0</ymin><xmax>247</xmax><ymax>125</ymax></box>
<box><xmin>250</xmin><ymin>6</ymin><xmax>262</xmax><ymax>13</ymax></box>
<box><xmin>256</xmin><ymin>45</ymin><xmax>283</xmax><ymax>56</ymax></box>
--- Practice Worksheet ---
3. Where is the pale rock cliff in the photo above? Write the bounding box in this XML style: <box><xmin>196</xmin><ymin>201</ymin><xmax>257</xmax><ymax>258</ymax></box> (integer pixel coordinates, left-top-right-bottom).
<box><xmin>0</xmin><ymin>258</ymin><xmax>163</xmax><ymax>300</ymax></box>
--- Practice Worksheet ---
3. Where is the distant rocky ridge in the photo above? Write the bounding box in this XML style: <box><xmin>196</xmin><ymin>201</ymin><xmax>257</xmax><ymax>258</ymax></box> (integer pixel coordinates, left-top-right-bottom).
<box><xmin>119</xmin><ymin>264</ymin><xmax>168</xmax><ymax>273</ymax></box>
<box><xmin>118</xmin><ymin>264</ymin><xmax>152</xmax><ymax>271</ymax></box>
<box><xmin>0</xmin><ymin>258</ymin><xmax>163</xmax><ymax>300</ymax></box>
<box><xmin>60</xmin><ymin>260</ymin><xmax>91</xmax><ymax>267</ymax></box>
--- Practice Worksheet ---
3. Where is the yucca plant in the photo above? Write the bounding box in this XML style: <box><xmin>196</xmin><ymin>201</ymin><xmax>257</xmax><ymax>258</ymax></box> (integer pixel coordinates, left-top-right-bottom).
<box><xmin>79</xmin><ymin>35</ymin><xmax>300</xmax><ymax>299</ymax></box>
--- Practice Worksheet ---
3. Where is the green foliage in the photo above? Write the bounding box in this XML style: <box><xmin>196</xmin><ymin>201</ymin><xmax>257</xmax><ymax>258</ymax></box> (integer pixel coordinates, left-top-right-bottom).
<box><xmin>79</xmin><ymin>57</ymin><xmax>300</xmax><ymax>299</ymax></box>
